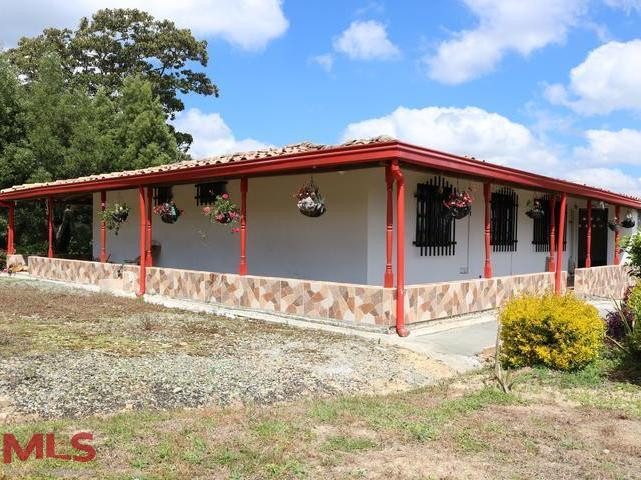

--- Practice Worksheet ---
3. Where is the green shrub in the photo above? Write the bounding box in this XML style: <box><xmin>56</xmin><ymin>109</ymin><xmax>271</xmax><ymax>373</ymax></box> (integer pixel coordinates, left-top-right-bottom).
<box><xmin>626</xmin><ymin>283</ymin><xmax>641</xmax><ymax>320</ymax></box>
<box><xmin>500</xmin><ymin>293</ymin><xmax>605</xmax><ymax>371</ymax></box>
<box><xmin>621</xmin><ymin>232</ymin><xmax>641</xmax><ymax>279</ymax></box>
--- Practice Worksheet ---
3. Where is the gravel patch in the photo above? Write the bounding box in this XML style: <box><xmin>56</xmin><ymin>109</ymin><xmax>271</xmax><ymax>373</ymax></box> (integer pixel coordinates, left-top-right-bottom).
<box><xmin>0</xmin><ymin>278</ymin><xmax>450</xmax><ymax>419</ymax></box>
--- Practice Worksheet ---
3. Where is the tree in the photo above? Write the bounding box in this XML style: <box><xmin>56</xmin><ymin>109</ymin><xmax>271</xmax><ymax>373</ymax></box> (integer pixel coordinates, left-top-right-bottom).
<box><xmin>6</xmin><ymin>8</ymin><xmax>218</xmax><ymax>150</ymax></box>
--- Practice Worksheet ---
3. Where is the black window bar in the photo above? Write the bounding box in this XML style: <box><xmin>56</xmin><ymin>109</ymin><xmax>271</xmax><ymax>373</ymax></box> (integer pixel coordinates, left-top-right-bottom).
<box><xmin>532</xmin><ymin>194</ymin><xmax>567</xmax><ymax>252</ymax></box>
<box><xmin>194</xmin><ymin>181</ymin><xmax>227</xmax><ymax>206</ymax></box>
<box><xmin>152</xmin><ymin>186</ymin><xmax>173</xmax><ymax>206</ymax></box>
<box><xmin>491</xmin><ymin>187</ymin><xmax>518</xmax><ymax>252</ymax></box>
<box><xmin>413</xmin><ymin>176</ymin><xmax>457</xmax><ymax>257</ymax></box>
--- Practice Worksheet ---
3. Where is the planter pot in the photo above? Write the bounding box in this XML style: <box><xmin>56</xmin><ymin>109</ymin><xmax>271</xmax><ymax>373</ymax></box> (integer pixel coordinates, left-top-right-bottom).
<box><xmin>159</xmin><ymin>204</ymin><xmax>181</xmax><ymax>224</ymax></box>
<box><xmin>112</xmin><ymin>210</ymin><xmax>129</xmax><ymax>223</ymax></box>
<box><xmin>526</xmin><ymin>209</ymin><xmax>544</xmax><ymax>220</ymax></box>
<box><xmin>608</xmin><ymin>221</ymin><xmax>620</xmax><ymax>232</ymax></box>
<box><xmin>622</xmin><ymin>219</ymin><xmax>635</xmax><ymax>228</ymax></box>
<box><xmin>214</xmin><ymin>213</ymin><xmax>235</xmax><ymax>224</ymax></box>
<box><xmin>297</xmin><ymin>197</ymin><xmax>326</xmax><ymax>218</ymax></box>
<box><xmin>445</xmin><ymin>205</ymin><xmax>471</xmax><ymax>220</ymax></box>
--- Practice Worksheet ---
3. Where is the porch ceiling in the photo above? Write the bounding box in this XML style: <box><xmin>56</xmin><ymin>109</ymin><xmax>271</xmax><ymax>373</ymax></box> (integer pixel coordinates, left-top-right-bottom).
<box><xmin>1</xmin><ymin>136</ymin><xmax>640</xmax><ymax>209</ymax></box>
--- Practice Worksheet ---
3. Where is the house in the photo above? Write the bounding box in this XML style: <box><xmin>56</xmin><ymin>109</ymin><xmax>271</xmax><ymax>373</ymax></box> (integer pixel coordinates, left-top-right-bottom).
<box><xmin>1</xmin><ymin>136</ymin><xmax>638</xmax><ymax>336</ymax></box>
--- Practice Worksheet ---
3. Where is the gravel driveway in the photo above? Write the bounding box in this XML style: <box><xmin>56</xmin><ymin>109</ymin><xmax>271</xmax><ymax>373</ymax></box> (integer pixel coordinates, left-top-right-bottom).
<box><xmin>0</xmin><ymin>277</ymin><xmax>450</xmax><ymax>420</ymax></box>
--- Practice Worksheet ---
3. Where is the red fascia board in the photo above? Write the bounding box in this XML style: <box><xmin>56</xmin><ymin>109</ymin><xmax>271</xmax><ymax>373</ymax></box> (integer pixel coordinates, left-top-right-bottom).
<box><xmin>0</xmin><ymin>142</ymin><xmax>402</xmax><ymax>201</ymax></box>
<box><xmin>0</xmin><ymin>201</ymin><xmax>10</xmax><ymax>208</ymax></box>
<box><xmin>397</xmin><ymin>143</ymin><xmax>641</xmax><ymax>209</ymax></box>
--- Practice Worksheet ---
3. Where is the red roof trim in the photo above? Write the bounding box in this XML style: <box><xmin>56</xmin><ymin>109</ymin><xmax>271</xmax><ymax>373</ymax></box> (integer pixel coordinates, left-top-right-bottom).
<box><xmin>1</xmin><ymin>139</ymin><xmax>640</xmax><ymax>208</ymax></box>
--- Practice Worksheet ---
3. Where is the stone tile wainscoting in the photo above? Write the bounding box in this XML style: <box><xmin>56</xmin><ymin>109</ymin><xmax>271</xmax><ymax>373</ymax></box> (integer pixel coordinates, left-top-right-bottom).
<box><xmin>574</xmin><ymin>265</ymin><xmax>635</xmax><ymax>299</ymax></box>
<box><xmin>26</xmin><ymin>257</ymin><xmax>572</xmax><ymax>330</ymax></box>
<box><xmin>405</xmin><ymin>272</ymin><xmax>562</xmax><ymax>323</ymax></box>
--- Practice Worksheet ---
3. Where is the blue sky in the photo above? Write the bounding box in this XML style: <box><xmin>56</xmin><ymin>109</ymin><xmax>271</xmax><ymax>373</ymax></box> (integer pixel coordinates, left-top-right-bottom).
<box><xmin>2</xmin><ymin>1</ymin><xmax>641</xmax><ymax>193</ymax></box>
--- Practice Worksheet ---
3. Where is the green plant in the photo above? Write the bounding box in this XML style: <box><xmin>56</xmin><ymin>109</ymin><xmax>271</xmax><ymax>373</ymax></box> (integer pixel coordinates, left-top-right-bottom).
<box><xmin>500</xmin><ymin>293</ymin><xmax>605</xmax><ymax>371</ymax></box>
<box><xmin>620</xmin><ymin>231</ymin><xmax>641</xmax><ymax>278</ymax></box>
<box><xmin>202</xmin><ymin>194</ymin><xmax>240</xmax><ymax>232</ymax></box>
<box><xmin>99</xmin><ymin>203</ymin><xmax>130</xmax><ymax>235</ymax></box>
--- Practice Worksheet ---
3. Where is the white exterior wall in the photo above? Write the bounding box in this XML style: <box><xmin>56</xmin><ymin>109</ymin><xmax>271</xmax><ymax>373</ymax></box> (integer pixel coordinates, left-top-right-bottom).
<box><xmin>93</xmin><ymin>166</ymin><xmax>639</xmax><ymax>286</ymax></box>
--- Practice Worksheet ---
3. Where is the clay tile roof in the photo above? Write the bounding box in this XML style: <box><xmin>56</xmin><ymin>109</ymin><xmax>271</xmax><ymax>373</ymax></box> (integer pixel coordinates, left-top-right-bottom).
<box><xmin>0</xmin><ymin>136</ymin><xmax>396</xmax><ymax>195</ymax></box>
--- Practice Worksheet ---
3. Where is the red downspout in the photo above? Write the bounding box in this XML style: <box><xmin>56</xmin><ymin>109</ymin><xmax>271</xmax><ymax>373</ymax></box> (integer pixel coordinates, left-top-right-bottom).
<box><xmin>137</xmin><ymin>186</ymin><xmax>147</xmax><ymax>297</ymax></box>
<box><xmin>100</xmin><ymin>191</ymin><xmax>107</xmax><ymax>263</ymax></box>
<box><xmin>239</xmin><ymin>177</ymin><xmax>248</xmax><ymax>275</ymax></box>
<box><xmin>555</xmin><ymin>193</ymin><xmax>567</xmax><ymax>295</ymax></box>
<box><xmin>483</xmin><ymin>182</ymin><xmax>492</xmax><ymax>278</ymax></box>
<box><xmin>146</xmin><ymin>187</ymin><xmax>153</xmax><ymax>267</ymax></box>
<box><xmin>585</xmin><ymin>200</ymin><xmax>592</xmax><ymax>268</ymax></box>
<box><xmin>614</xmin><ymin>205</ymin><xmax>621</xmax><ymax>265</ymax></box>
<box><xmin>47</xmin><ymin>198</ymin><xmax>54</xmax><ymax>258</ymax></box>
<box><xmin>548</xmin><ymin>196</ymin><xmax>556</xmax><ymax>272</ymax></box>
<box><xmin>7</xmin><ymin>202</ymin><xmax>15</xmax><ymax>255</ymax></box>
<box><xmin>390</xmin><ymin>161</ymin><xmax>409</xmax><ymax>337</ymax></box>
<box><xmin>384</xmin><ymin>164</ymin><xmax>394</xmax><ymax>287</ymax></box>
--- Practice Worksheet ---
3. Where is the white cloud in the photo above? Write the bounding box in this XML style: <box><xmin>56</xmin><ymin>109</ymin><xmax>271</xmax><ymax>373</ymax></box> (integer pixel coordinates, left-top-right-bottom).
<box><xmin>0</xmin><ymin>0</ymin><xmax>288</xmax><ymax>51</ymax></box>
<box><xmin>605</xmin><ymin>0</ymin><xmax>641</xmax><ymax>14</ymax></box>
<box><xmin>342</xmin><ymin>105</ymin><xmax>558</xmax><ymax>171</ymax></box>
<box><xmin>564</xmin><ymin>168</ymin><xmax>641</xmax><ymax>196</ymax></box>
<box><xmin>425</xmin><ymin>0</ymin><xmax>585</xmax><ymax>84</ymax></box>
<box><xmin>574</xmin><ymin>128</ymin><xmax>641</xmax><ymax>166</ymax></box>
<box><xmin>545</xmin><ymin>40</ymin><xmax>641</xmax><ymax>114</ymax></box>
<box><xmin>172</xmin><ymin>108</ymin><xmax>268</xmax><ymax>158</ymax></box>
<box><xmin>333</xmin><ymin>20</ymin><xmax>400</xmax><ymax>60</ymax></box>
<box><xmin>310</xmin><ymin>53</ymin><xmax>334</xmax><ymax>72</ymax></box>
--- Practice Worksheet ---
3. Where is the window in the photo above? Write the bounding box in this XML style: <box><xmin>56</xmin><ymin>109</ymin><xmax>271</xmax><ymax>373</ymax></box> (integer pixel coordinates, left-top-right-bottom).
<box><xmin>413</xmin><ymin>176</ymin><xmax>457</xmax><ymax>256</ymax></box>
<box><xmin>152</xmin><ymin>186</ymin><xmax>173</xmax><ymax>206</ymax></box>
<box><xmin>532</xmin><ymin>195</ymin><xmax>567</xmax><ymax>252</ymax></box>
<box><xmin>491</xmin><ymin>187</ymin><xmax>518</xmax><ymax>252</ymax></box>
<box><xmin>194</xmin><ymin>181</ymin><xmax>227</xmax><ymax>206</ymax></box>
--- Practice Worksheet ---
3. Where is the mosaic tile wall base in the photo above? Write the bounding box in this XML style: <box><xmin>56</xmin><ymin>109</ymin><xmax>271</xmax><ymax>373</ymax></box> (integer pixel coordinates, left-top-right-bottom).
<box><xmin>574</xmin><ymin>265</ymin><xmax>634</xmax><ymax>299</ymax></box>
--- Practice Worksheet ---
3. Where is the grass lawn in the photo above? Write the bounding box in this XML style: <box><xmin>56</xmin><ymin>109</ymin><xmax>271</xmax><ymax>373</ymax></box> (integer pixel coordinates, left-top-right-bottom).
<box><xmin>1</xmin><ymin>278</ymin><xmax>640</xmax><ymax>479</ymax></box>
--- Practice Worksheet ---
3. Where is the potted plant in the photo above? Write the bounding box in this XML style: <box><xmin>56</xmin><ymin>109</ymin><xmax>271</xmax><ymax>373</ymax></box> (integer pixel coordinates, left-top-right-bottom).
<box><xmin>443</xmin><ymin>190</ymin><xmax>472</xmax><ymax>219</ymax></box>
<box><xmin>622</xmin><ymin>213</ymin><xmax>636</xmax><ymax>228</ymax></box>
<box><xmin>608</xmin><ymin>217</ymin><xmax>621</xmax><ymax>232</ymax></box>
<box><xmin>295</xmin><ymin>179</ymin><xmax>326</xmax><ymax>217</ymax></box>
<box><xmin>525</xmin><ymin>199</ymin><xmax>544</xmax><ymax>220</ymax></box>
<box><xmin>100</xmin><ymin>203</ymin><xmax>130</xmax><ymax>235</ymax></box>
<box><xmin>153</xmin><ymin>201</ymin><xmax>183</xmax><ymax>224</ymax></box>
<box><xmin>202</xmin><ymin>193</ymin><xmax>241</xmax><ymax>233</ymax></box>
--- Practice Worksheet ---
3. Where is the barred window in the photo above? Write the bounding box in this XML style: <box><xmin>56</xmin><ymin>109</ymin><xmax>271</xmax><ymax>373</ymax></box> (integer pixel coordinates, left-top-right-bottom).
<box><xmin>532</xmin><ymin>195</ymin><xmax>567</xmax><ymax>252</ymax></box>
<box><xmin>194</xmin><ymin>181</ymin><xmax>227</xmax><ymax>206</ymax></box>
<box><xmin>152</xmin><ymin>187</ymin><xmax>173</xmax><ymax>206</ymax></box>
<box><xmin>491</xmin><ymin>187</ymin><xmax>518</xmax><ymax>252</ymax></box>
<box><xmin>414</xmin><ymin>176</ymin><xmax>457</xmax><ymax>256</ymax></box>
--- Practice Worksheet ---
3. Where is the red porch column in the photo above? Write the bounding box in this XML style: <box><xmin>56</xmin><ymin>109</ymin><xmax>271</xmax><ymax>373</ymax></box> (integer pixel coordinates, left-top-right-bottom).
<box><xmin>483</xmin><ymin>182</ymin><xmax>492</xmax><ymax>278</ymax></box>
<box><xmin>391</xmin><ymin>161</ymin><xmax>408</xmax><ymax>337</ymax></box>
<box><xmin>100</xmin><ymin>191</ymin><xmax>107</xmax><ymax>263</ymax></box>
<box><xmin>555</xmin><ymin>193</ymin><xmax>567</xmax><ymax>295</ymax></box>
<box><xmin>384</xmin><ymin>164</ymin><xmax>394</xmax><ymax>287</ymax></box>
<box><xmin>47</xmin><ymin>198</ymin><xmax>54</xmax><ymax>258</ymax></box>
<box><xmin>548</xmin><ymin>196</ymin><xmax>556</xmax><ymax>272</ymax></box>
<box><xmin>585</xmin><ymin>199</ymin><xmax>592</xmax><ymax>268</ymax></box>
<box><xmin>614</xmin><ymin>205</ymin><xmax>621</xmax><ymax>265</ymax></box>
<box><xmin>239</xmin><ymin>177</ymin><xmax>248</xmax><ymax>275</ymax></box>
<box><xmin>137</xmin><ymin>186</ymin><xmax>147</xmax><ymax>297</ymax></box>
<box><xmin>146</xmin><ymin>187</ymin><xmax>153</xmax><ymax>267</ymax></box>
<box><xmin>7</xmin><ymin>202</ymin><xmax>15</xmax><ymax>255</ymax></box>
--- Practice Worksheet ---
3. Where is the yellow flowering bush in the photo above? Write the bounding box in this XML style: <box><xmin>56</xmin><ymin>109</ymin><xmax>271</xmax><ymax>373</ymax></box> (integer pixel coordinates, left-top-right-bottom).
<box><xmin>500</xmin><ymin>293</ymin><xmax>605</xmax><ymax>371</ymax></box>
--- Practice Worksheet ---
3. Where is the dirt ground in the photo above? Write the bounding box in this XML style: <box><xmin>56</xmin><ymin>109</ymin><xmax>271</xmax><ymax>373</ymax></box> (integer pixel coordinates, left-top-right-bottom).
<box><xmin>1</xmin><ymin>276</ymin><xmax>640</xmax><ymax>479</ymax></box>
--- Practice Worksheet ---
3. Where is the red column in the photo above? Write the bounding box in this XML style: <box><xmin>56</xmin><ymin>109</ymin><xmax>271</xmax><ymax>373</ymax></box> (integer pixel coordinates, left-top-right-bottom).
<box><xmin>483</xmin><ymin>182</ymin><xmax>493</xmax><ymax>278</ymax></box>
<box><xmin>585</xmin><ymin>200</ymin><xmax>592</xmax><ymax>268</ymax></box>
<box><xmin>47</xmin><ymin>198</ymin><xmax>54</xmax><ymax>258</ymax></box>
<box><xmin>100</xmin><ymin>191</ymin><xmax>107</xmax><ymax>263</ymax></box>
<box><xmin>391</xmin><ymin>161</ymin><xmax>408</xmax><ymax>337</ymax></box>
<box><xmin>7</xmin><ymin>202</ymin><xmax>15</xmax><ymax>255</ymax></box>
<box><xmin>146</xmin><ymin>187</ymin><xmax>153</xmax><ymax>267</ymax></box>
<box><xmin>137</xmin><ymin>186</ymin><xmax>147</xmax><ymax>297</ymax></box>
<box><xmin>384</xmin><ymin>164</ymin><xmax>394</xmax><ymax>287</ymax></box>
<box><xmin>555</xmin><ymin>193</ymin><xmax>567</xmax><ymax>295</ymax></box>
<box><xmin>239</xmin><ymin>177</ymin><xmax>248</xmax><ymax>275</ymax></box>
<box><xmin>614</xmin><ymin>205</ymin><xmax>621</xmax><ymax>265</ymax></box>
<box><xmin>548</xmin><ymin>196</ymin><xmax>556</xmax><ymax>272</ymax></box>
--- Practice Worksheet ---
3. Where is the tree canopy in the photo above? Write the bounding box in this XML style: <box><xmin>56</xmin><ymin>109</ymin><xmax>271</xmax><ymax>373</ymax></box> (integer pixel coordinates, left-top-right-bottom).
<box><xmin>5</xmin><ymin>8</ymin><xmax>218</xmax><ymax>150</ymax></box>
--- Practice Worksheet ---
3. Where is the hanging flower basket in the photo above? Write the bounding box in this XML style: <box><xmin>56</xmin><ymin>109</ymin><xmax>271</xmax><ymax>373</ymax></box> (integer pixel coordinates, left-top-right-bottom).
<box><xmin>525</xmin><ymin>199</ymin><xmax>545</xmax><ymax>220</ymax></box>
<box><xmin>295</xmin><ymin>179</ymin><xmax>326</xmax><ymax>218</ymax></box>
<box><xmin>202</xmin><ymin>193</ymin><xmax>241</xmax><ymax>233</ymax></box>
<box><xmin>100</xmin><ymin>203</ymin><xmax>130</xmax><ymax>235</ymax></box>
<box><xmin>621</xmin><ymin>213</ymin><xmax>636</xmax><ymax>228</ymax></box>
<box><xmin>608</xmin><ymin>218</ymin><xmax>621</xmax><ymax>232</ymax></box>
<box><xmin>443</xmin><ymin>191</ymin><xmax>472</xmax><ymax>220</ymax></box>
<box><xmin>154</xmin><ymin>201</ymin><xmax>183</xmax><ymax>224</ymax></box>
